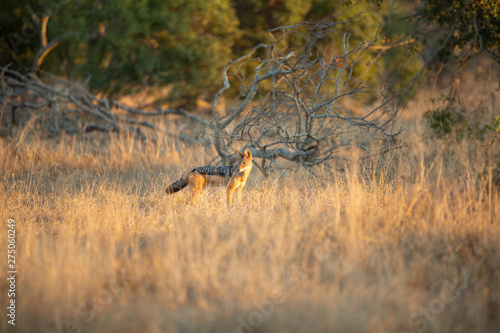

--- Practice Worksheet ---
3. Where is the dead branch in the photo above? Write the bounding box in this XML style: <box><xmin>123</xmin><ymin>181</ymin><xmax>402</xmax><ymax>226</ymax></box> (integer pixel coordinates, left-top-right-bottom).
<box><xmin>32</xmin><ymin>16</ymin><xmax>62</xmax><ymax>74</ymax></box>
<box><xmin>0</xmin><ymin>67</ymin><xmax>204</xmax><ymax>142</ymax></box>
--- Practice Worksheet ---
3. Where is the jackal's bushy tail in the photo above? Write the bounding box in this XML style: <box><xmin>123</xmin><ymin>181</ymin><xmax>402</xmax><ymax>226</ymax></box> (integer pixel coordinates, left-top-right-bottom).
<box><xmin>165</xmin><ymin>171</ymin><xmax>191</xmax><ymax>194</ymax></box>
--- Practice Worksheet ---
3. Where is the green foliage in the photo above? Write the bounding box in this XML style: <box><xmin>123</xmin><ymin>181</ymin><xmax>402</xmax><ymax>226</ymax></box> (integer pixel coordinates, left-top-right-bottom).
<box><xmin>484</xmin><ymin>115</ymin><xmax>500</xmax><ymax>136</ymax></box>
<box><xmin>425</xmin><ymin>96</ymin><xmax>500</xmax><ymax>141</ymax></box>
<box><xmin>425</xmin><ymin>97</ymin><xmax>468</xmax><ymax>138</ymax></box>
<box><xmin>419</xmin><ymin>0</ymin><xmax>500</xmax><ymax>64</ymax></box>
<box><xmin>1</xmin><ymin>0</ymin><xmax>241</xmax><ymax>100</ymax></box>
<box><xmin>0</xmin><ymin>0</ymin><xmax>45</xmax><ymax>67</ymax></box>
<box><xmin>231</xmin><ymin>0</ymin><xmax>314</xmax><ymax>54</ymax></box>
<box><xmin>0</xmin><ymin>0</ymin><xmax>427</xmax><ymax>103</ymax></box>
<box><xmin>379</xmin><ymin>1</ymin><xmax>424</xmax><ymax>95</ymax></box>
<box><xmin>54</xmin><ymin>0</ymin><xmax>240</xmax><ymax>97</ymax></box>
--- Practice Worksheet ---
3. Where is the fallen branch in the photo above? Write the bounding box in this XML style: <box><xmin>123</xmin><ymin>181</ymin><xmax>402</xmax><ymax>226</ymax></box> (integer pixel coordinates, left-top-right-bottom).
<box><xmin>0</xmin><ymin>67</ymin><xmax>204</xmax><ymax>143</ymax></box>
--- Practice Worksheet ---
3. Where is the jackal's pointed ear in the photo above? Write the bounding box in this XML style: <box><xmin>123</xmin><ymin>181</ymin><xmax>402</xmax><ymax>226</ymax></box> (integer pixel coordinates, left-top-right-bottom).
<box><xmin>233</xmin><ymin>147</ymin><xmax>245</xmax><ymax>158</ymax></box>
<box><xmin>244</xmin><ymin>148</ymin><xmax>252</xmax><ymax>158</ymax></box>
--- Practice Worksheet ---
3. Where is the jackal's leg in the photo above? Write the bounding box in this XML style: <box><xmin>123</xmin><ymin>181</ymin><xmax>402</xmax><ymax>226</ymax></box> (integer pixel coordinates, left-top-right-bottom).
<box><xmin>235</xmin><ymin>182</ymin><xmax>246</xmax><ymax>202</ymax></box>
<box><xmin>227</xmin><ymin>188</ymin><xmax>235</xmax><ymax>206</ymax></box>
<box><xmin>227</xmin><ymin>181</ymin><xmax>240</xmax><ymax>206</ymax></box>
<box><xmin>188</xmin><ymin>174</ymin><xmax>205</xmax><ymax>203</ymax></box>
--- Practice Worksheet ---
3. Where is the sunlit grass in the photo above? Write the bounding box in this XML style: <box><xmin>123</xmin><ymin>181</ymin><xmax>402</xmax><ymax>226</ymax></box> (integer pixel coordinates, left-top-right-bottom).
<box><xmin>0</xmin><ymin>119</ymin><xmax>499</xmax><ymax>333</ymax></box>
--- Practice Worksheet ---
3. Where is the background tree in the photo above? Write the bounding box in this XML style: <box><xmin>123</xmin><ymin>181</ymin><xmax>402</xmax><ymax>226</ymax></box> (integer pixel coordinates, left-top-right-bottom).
<box><xmin>231</xmin><ymin>0</ymin><xmax>315</xmax><ymax>53</ymax></box>
<box><xmin>2</xmin><ymin>0</ymin><xmax>423</xmax><ymax>106</ymax></box>
<box><xmin>380</xmin><ymin>0</ymin><xmax>500</xmax><ymax>101</ymax></box>
<box><xmin>47</xmin><ymin>0</ymin><xmax>241</xmax><ymax>102</ymax></box>
<box><xmin>1</xmin><ymin>0</ymin><xmax>43</xmax><ymax>68</ymax></box>
<box><xmin>1</xmin><ymin>0</ymin><xmax>241</xmax><ymax>104</ymax></box>
<box><xmin>418</xmin><ymin>0</ymin><xmax>500</xmax><ymax>65</ymax></box>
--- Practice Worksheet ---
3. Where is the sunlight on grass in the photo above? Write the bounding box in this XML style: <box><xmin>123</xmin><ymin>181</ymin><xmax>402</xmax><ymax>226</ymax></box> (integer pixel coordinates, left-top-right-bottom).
<box><xmin>0</xmin><ymin>118</ymin><xmax>499</xmax><ymax>333</ymax></box>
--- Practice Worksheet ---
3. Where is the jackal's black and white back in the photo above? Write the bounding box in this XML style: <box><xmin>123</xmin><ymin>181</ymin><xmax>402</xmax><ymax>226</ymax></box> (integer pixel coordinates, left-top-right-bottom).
<box><xmin>192</xmin><ymin>164</ymin><xmax>239</xmax><ymax>178</ymax></box>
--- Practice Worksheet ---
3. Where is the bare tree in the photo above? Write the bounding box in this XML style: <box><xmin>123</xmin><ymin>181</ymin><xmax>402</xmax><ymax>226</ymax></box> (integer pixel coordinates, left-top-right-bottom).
<box><xmin>209</xmin><ymin>12</ymin><xmax>402</xmax><ymax>173</ymax></box>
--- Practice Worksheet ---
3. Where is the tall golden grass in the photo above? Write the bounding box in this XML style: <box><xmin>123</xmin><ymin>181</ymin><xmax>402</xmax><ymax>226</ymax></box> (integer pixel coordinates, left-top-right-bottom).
<box><xmin>0</xmin><ymin>114</ymin><xmax>499</xmax><ymax>333</ymax></box>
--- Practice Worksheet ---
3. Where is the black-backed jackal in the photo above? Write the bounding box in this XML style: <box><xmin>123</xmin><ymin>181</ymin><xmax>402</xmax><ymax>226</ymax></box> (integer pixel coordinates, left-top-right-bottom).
<box><xmin>165</xmin><ymin>148</ymin><xmax>253</xmax><ymax>205</ymax></box>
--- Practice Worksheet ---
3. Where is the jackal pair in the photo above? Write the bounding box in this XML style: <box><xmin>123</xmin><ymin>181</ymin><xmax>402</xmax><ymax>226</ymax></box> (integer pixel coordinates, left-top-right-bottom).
<box><xmin>165</xmin><ymin>148</ymin><xmax>252</xmax><ymax>205</ymax></box>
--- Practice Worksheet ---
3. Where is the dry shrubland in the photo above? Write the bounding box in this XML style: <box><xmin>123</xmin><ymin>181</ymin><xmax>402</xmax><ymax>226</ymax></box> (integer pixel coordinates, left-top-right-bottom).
<box><xmin>0</xmin><ymin>109</ymin><xmax>499</xmax><ymax>333</ymax></box>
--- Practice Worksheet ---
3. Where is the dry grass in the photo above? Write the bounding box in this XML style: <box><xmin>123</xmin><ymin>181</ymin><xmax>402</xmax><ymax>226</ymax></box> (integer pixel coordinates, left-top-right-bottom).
<box><xmin>0</xmin><ymin>115</ymin><xmax>499</xmax><ymax>333</ymax></box>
